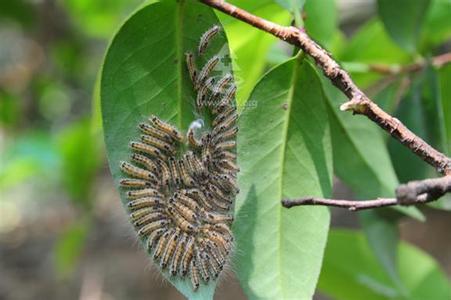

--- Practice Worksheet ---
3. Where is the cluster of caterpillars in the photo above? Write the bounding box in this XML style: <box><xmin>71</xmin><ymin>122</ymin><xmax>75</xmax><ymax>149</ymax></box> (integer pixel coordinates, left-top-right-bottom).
<box><xmin>119</xmin><ymin>25</ymin><xmax>239</xmax><ymax>291</ymax></box>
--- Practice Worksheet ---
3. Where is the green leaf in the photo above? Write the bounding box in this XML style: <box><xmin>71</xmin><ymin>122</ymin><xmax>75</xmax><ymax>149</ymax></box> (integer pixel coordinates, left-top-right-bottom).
<box><xmin>360</xmin><ymin>211</ymin><xmax>407</xmax><ymax>297</ymax></box>
<box><xmin>390</xmin><ymin>63</ymin><xmax>451</xmax><ymax>211</ymax></box>
<box><xmin>218</xmin><ymin>1</ymin><xmax>290</xmax><ymax>105</ymax></box>
<box><xmin>101</xmin><ymin>1</ymin><xmax>233</xmax><ymax>298</ymax></box>
<box><xmin>430</xmin><ymin>64</ymin><xmax>451</xmax><ymax>211</ymax></box>
<box><xmin>421</xmin><ymin>0</ymin><xmax>451</xmax><ymax>50</ymax></box>
<box><xmin>318</xmin><ymin>230</ymin><xmax>451</xmax><ymax>300</ymax></box>
<box><xmin>388</xmin><ymin>65</ymin><xmax>448</xmax><ymax>185</ymax></box>
<box><xmin>377</xmin><ymin>0</ymin><xmax>432</xmax><ymax>53</ymax></box>
<box><xmin>338</xmin><ymin>19</ymin><xmax>410</xmax><ymax>88</ymax></box>
<box><xmin>320</xmin><ymin>74</ymin><xmax>423</xmax><ymax>220</ymax></box>
<box><xmin>235</xmin><ymin>56</ymin><xmax>333</xmax><ymax>299</ymax></box>
<box><xmin>438</xmin><ymin>64</ymin><xmax>451</xmax><ymax>156</ymax></box>
<box><xmin>339</xmin><ymin>20</ymin><xmax>410</xmax><ymax>64</ymax></box>
<box><xmin>304</xmin><ymin>0</ymin><xmax>337</xmax><ymax>48</ymax></box>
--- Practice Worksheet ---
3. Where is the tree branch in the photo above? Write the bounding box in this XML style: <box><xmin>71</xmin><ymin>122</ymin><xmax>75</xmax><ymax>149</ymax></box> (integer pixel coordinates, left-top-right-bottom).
<box><xmin>200</xmin><ymin>0</ymin><xmax>451</xmax><ymax>176</ymax></box>
<box><xmin>282</xmin><ymin>176</ymin><xmax>451</xmax><ymax>211</ymax></box>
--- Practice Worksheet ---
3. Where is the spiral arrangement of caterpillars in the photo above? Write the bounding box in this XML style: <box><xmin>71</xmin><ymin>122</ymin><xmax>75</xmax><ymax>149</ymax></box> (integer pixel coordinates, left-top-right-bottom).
<box><xmin>119</xmin><ymin>25</ymin><xmax>238</xmax><ymax>291</ymax></box>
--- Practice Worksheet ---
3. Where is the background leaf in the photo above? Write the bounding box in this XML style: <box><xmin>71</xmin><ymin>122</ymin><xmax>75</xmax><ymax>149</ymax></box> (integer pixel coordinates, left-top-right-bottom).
<box><xmin>235</xmin><ymin>56</ymin><xmax>333</xmax><ymax>299</ymax></box>
<box><xmin>388</xmin><ymin>65</ymin><xmax>448</xmax><ymax>186</ymax></box>
<box><xmin>421</xmin><ymin>0</ymin><xmax>451</xmax><ymax>50</ymax></box>
<box><xmin>101</xmin><ymin>1</ymin><xmax>233</xmax><ymax>298</ymax></box>
<box><xmin>338</xmin><ymin>19</ymin><xmax>410</xmax><ymax>88</ymax></box>
<box><xmin>218</xmin><ymin>1</ymin><xmax>290</xmax><ymax>105</ymax></box>
<box><xmin>303</xmin><ymin>0</ymin><xmax>337</xmax><ymax>48</ymax></box>
<box><xmin>438</xmin><ymin>64</ymin><xmax>451</xmax><ymax>156</ymax></box>
<box><xmin>318</xmin><ymin>230</ymin><xmax>451</xmax><ymax>300</ymax></box>
<box><xmin>360</xmin><ymin>211</ymin><xmax>408</xmax><ymax>297</ymax></box>
<box><xmin>377</xmin><ymin>0</ymin><xmax>432</xmax><ymax>53</ymax></box>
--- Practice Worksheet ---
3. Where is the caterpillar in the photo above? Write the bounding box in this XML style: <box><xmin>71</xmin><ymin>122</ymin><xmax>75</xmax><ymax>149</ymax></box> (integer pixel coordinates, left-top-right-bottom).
<box><xmin>198</xmin><ymin>25</ymin><xmax>221</xmax><ymax>55</ymax></box>
<box><xmin>119</xmin><ymin>24</ymin><xmax>238</xmax><ymax>291</ymax></box>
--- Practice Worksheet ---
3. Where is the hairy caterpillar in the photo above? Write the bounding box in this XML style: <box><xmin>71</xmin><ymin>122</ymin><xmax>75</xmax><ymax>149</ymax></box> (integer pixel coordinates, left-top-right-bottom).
<box><xmin>119</xmin><ymin>24</ymin><xmax>238</xmax><ymax>291</ymax></box>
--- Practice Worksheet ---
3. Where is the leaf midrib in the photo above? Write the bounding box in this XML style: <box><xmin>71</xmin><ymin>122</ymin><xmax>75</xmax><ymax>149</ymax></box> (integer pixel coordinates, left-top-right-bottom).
<box><xmin>277</xmin><ymin>57</ymin><xmax>301</xmax><ymax>299</ymax></box>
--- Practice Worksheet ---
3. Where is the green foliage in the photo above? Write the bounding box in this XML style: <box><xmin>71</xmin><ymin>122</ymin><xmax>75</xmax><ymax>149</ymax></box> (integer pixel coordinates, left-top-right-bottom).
<box><xmin>0</xmin><ymin>90</ymin><xmax>20</xmax><ymax>129</ymax></box>
<box><xmin>360</xmin><ymin>211</ymin><xmax>407</xmax><ymax>296</ymax></box>
<box><xmin>54</xmin><ymin>218</ymin><xmax>90</xmax><ymax>276</ymax></box>
<box><xmin>377</xmin><ymin>0</ymin><xmax>432</xmax><ymax>53</ymax></box>
<box><xmin>319</xmin><ymin>72</ymin><xmax>423</xmax><ymax>220</ymax></box>
<box><xmin>322</xmin><ymin>76</ymin><xmax>399</xmax><ymax>198</ymax></box>
<box><xmin>421</xmin><ymin>0</ymin><xmax>451</xmax><ymax>50</ymax></box>
<box><xmin>56</xmin><ymin>119</ymin><xmax>101</xmax><ymax>208</ymax></box>
<box><xmin>318</xmin><ymin>230</ymin><xmax>451</xmax><ymax>300</ymax></box>
<box><xmin>235</xmin><ymin>56</ymin><xmax>332</xmax><ymax>299</ymax></box>
<box><xmin>218</xmin><ymin>1</ymin><xmax>290</xmax><ymax>105</ymax></box>
<box><xmin>274</xmin><ymin>0</ymin><xmax>305</xmax><ymax>12</ymax></box>
<box><xmin>59</xmin><ymin>0</ymin><xmax>143</xmax><ymax>38</ymax></box>
<box><xmin>303</xmin><ymin>0</ymin><xmax>337</xmax><ymax>48</ymax></box>
<box><xmin>388</xmin><ymin>66</ymin><xmax>448</xmax><ymax>183</ymax></box>
<box><xmin>338</xmin><ymin>19</ymin><xmax>410</xmax><ymax>87</ymax></box>
<box><xmin>101</xmin><ymin>1</ymin><xmax>232</xmax><ymax>298</ymax></box>
<box><xmin>438</xmin><ymin>64</ymin><xmax>451</xmax><ymax>156</ymax></box>
<box><xmin>0</xmin><ymin>0</ymin><xmax>35</xmax><ymax>27</ymax></box>
<box><xmin>273</xmin><ymin>0</ymin><xmax>305</xmax><ymax>27</ymax></box>
<box><xmin>0</xmin><ymin>132</ymin><xmax>59</xmax><ymax>191</ymax></box>
<box><xmin>3</xmin><ymin>0</ymin><xmax>450</xmax><ymax>298</ymax></box>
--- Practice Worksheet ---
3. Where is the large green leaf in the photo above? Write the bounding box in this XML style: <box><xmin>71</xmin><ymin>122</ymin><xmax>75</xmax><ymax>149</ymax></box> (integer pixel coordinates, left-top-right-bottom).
<box><xmin>235</xmin><ymin>56</ymin><xmax>333</xmax><ymax>299</ymax></box>
<box><xmin>318</xmin><ymin>230</ymin><xmax>451</xmax><ymax>300</ymax></box>
<box><xmin>218</xmin><ymin>1</ymin><xmax>290</xmax><ymax>105</ymax></box>
<box><xmin>377</xmin><ymin>0</ymin><xmax>432</xmax><ymax>53</ymax></box>
<box><xmin>101</xmin><ymin>1</ymin><xmax>233</xmax><ymax>298</ymax></box>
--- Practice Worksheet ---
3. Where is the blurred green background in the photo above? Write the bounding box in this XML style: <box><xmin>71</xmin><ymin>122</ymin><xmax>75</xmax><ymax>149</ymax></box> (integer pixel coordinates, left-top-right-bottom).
<box><xmin>0</xmin><ymin>0</ymin><xmax>450</xmax><ymax>299</ymax></box>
